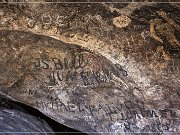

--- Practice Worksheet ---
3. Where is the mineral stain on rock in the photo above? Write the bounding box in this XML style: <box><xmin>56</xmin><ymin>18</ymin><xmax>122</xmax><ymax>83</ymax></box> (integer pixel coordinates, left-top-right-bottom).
<box><xmin>0</xmin><ymin>1</ymin><xmax>179</xmax><ymax>135</ymax></box>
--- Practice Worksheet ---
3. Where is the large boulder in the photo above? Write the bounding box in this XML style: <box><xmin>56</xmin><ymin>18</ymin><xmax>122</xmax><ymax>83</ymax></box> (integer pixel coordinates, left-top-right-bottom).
<box><xmin>0</xmin><ymin>1</ymin><xmax>179</xmax><ymax>134</ymax></box>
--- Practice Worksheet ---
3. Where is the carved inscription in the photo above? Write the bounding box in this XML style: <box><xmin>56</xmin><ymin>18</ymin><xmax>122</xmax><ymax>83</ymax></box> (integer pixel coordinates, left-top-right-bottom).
<box><xmin>34</xmin><ymin>53</ymin><xmax>88</xmax><ymax>70</ymax></box>
<box><xmin>47</xmin><ymin>69</ymin><xmax>113</xmax><ymax>86</ymax></box>
<box><xmin>35</xmin><ymin>97</ymin><xmax>179</xmax><ymax>133</ymax></box>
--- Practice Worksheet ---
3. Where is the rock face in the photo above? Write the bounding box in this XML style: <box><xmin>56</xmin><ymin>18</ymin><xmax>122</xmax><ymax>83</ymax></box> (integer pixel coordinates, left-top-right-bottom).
<box><xmin>0</xmin><ymin>0</ymin><xmax>179</xmax><ymax>134</ymax></box>
<box><xmin>0</xmin><ymin>108</ymin><xmax>54</xmax><ymax>134</ymax></box>
<box><xmin>0</xmin><ymin>97</ymin><xmax>54</xmax><ymax>134</ymax></box>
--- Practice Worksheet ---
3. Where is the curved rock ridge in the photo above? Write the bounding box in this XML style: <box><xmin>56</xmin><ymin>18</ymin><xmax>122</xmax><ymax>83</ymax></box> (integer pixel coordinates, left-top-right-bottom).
<box><xmin>0</xmin><ymin>30</ymin><xmax>134</xmax><ymax>134</ymax></box>
<box><xmin>0</xmin><ymin>30</ymin><xmax>179</xmax><ymax>134</ymax></box>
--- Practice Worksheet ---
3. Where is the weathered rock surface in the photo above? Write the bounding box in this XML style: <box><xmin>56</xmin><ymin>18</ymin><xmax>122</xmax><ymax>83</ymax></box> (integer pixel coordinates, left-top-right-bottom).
<box><xmin>0</xmin><ymin>97</ymin><xmax>54</xmax><ymax>134</ymax></box>
<box><xmin>0</xmin><ymin>0</ymin><xmax>179</xmax><ymax>134</ymax></box>
<box><xmin>0</xmin><ymin>108</ymin><xmax>54</xmax><ymax>134</ymax></box>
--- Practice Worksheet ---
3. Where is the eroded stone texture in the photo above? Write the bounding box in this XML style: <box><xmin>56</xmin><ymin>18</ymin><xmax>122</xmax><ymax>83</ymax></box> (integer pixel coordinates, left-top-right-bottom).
<box><xmin>0</xmin><ymin>30</ymin><xmax>132</xmax><ymax>134</ymax></box>
<box><xmin>0</xmin><ymin>0</ymin><xmax>179</xmax><ymax>134</ymax></box>
<box><xmin>0</xmin><ymin>109</ymin><xmax>54</xmax><ymax>134</ymax></box>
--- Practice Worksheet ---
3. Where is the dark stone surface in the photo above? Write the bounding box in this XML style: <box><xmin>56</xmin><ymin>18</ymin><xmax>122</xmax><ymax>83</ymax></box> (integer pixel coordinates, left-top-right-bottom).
<box><xmin>0</xmin><ymin>1</ymin><xmax>179</xmax><ymax>134</ymax></box>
